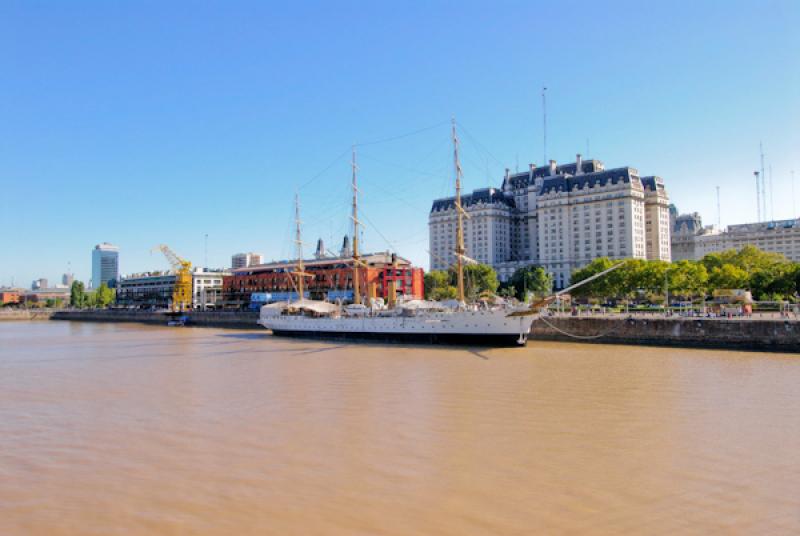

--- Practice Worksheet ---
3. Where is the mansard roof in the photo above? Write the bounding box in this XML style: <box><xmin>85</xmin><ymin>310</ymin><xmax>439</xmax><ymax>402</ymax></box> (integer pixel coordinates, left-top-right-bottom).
<box><xmin>641</xmin><ymin>176</ymin><xmax>665</xmax><ymax>192</ymax></box>
<box><xmin>538</xmin><ymin>167</ymin><xmax>639</xmax><ymax>195</ymax></box>
<box><xmin>507</xmin><ymin>159</ymin><xmax>604</xmax><ymax>189</ymax></box>
<box><xmin>430</xmin><ymin>187</ymin><xmax>515</xmax><ymax>213</ymax></box>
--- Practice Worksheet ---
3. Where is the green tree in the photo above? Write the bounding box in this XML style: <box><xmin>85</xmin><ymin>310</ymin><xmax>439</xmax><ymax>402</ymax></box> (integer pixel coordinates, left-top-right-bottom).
<box><xmin>668</xmin><ymin>260</ymin><xmax>708</xmax><ymax>298</ymax></box>
<box><xmin>70</xmin><ymin>281</ymin><xmax>86</xmax><ymax>308</ymax></box>
<box><xmin>508</xmin><ymin>265</ymin><xmax>552</xmax><ymax>301</ymax></box>
<box><xmin>570</xmin><ymin>257</ymin><xmax>618</xmax><ymax>299</ymax></box>
<box><xmin>708</xmin><ymin>264</ymin><xmax>749</xmax><ymax>290</ymax></box>
<box><xmin>95</xmin><ymin>283</ymin><xmax>115</xmax><ymax>308</ymax></box>
<box><xmin>424</xmin><ymin>270</ymin><xmax>450</xmax><ymax>300</ymax></box>
<box><xmin>456</xmin><ymin>264</ymin><xmax>500</xmax><ymax>301</ymax></box>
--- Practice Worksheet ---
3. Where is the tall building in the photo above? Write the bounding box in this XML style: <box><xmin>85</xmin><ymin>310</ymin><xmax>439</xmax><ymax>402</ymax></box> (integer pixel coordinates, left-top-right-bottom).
<box><xmin>670</xmin><ymin>208</ymin><xmax>800</xmax><ymax>261</ymax></box>
<box><xmin>62</xmin><ymin>273</ymin><xmax>74</xmax><ymax>286</ymax></box>
<box><xmin>231</xmin><ymin>252</ymin><xmax>264</xmax><ymax>269</ymax></box>
<box><xmin>32</xmin><ymin>278</ymin><xmax>48</xmax><ymax>290</ymax></box>
<box><xmin>92</xmin><ymin>243</ymin><xmax>119</xmax><ymax>288</ymax></box>
<box><xmin>429</xmin><ymin>156</ymin><xmax>671</xmax><ymax>289</ymax></box>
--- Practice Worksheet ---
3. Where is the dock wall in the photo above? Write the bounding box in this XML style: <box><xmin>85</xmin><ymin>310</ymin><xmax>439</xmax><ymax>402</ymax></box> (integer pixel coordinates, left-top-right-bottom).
<box><xmin>50</xmin><ymin>310</ymin><xmax>260</xmax><ymax>329</ymax></box>
<box><xmin>532</xmin><ymin>316</ymin><xmax>800</xmax><ymax>352</ymax></box>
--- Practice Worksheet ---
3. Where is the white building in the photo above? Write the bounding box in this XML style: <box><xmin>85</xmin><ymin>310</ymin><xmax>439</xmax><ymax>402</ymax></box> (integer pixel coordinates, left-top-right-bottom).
<box><xmin>670</xmin><ymin>209</ymin><xmax>800</xmax><ymax>261</ymax></box>
<box><xmin>231</xmin><ymin>252</ymin><xmax>264</xmax><ymax>269</ymax></box>
<box><xmin>192</xmin><ymin>268</ymin><xmax>231</xmax><ymax>310</ymax></box>
<box><xmin>92</xmin><ymin>243</ymin><xmax>119</xmax><ymax>288</ymax></box>
<box><xmin>429</xmin><ymin>156</ymin><xmax>671</xmax><ymax>289</ymax></box>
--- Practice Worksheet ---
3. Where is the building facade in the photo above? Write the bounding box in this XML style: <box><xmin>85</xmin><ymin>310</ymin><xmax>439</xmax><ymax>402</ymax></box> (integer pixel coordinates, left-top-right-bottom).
<box><xmin>231</xmin><ymin>252</ymin><xmax>264</xmax><ymax>269</ymax></box>
<box><xmin>429</xmin><ymin>156</ymin><xmax>671</xmax><ymax>288</ymax></box>
<box><xmin>92</xmin><ymin>243</ymin><xmax>119</xmax><ymax>288</ymax></box>
<box><xmin>223</xmin><ymin>252</ymin><xmax>424</xmax><ymax>308</ymax></box>
<box><xmin>117</xmin><ymin>269</ymin><xmax>231</xmax><ymax>309</ymax></box>
<box><xmin>191</xmin><ymin>268</ymin><xmax>231</xmax><ymax>310</ymax></box>
<box><xmin>670</xmin><ymin>209</ymin><xmax>800</xmax><ymax>261</ymax></box>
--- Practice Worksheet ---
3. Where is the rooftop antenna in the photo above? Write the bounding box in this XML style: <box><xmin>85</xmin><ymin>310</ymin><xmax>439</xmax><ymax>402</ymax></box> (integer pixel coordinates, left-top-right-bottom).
<box><xmin>760</xmin><ymin>142</ymin><xmax>767</xmax><ymax>221</ymax></box>
<box><xmin>716</xmin><ymin>186</ymin><xmax>721</xmax><ymax>227</ymax></box>
<box><xmin>204</xmin><ymin>233</ymin><xmax>208</xmax><ymax>269</ymax></box>
<box><xmin>515</xmin><ymin>153</ymin><xmax>519</xmax><ymax>174</ymax></box>
<box><xmin>769</xmin><ymin>164</ymin><xmax>774</xmax><ymax>221</ymax></box>
<box><xmin>586</xmin><ymin>138</ymin><xmax>590</xmax><ymax>159</ymax></box>
<box><xmin>541</xmin><ymin>87</ymin><xmax>548</xmax><ymax>165</ymax></box>
<box><xmin>792</xmin><ymin>169</ymin><xmax>797</xmax><ymax>218</ymax></box>
<box><xmin>754</xmin><ymin>171</ymin><xmax>761</xmax><ymax>222</ymax></box>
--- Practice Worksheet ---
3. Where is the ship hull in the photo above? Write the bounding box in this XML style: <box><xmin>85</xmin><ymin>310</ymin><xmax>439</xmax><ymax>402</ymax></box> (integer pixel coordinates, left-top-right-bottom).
<box><xmin>259</xmin><ymin>308</ymin><xmax>535</xmax><ymax>347</ymax></box>
<box><xmin>269</xmin><ymin>328</ymin><xmax>527</xmax><ymax>347</ymax></box>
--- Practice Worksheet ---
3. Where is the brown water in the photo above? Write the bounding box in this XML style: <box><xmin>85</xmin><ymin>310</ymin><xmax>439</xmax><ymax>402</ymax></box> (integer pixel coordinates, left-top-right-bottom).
<box><xmin>1</xmin><ymin>321</ymin><xmax>799</xmax><ymax>535</ymax></box>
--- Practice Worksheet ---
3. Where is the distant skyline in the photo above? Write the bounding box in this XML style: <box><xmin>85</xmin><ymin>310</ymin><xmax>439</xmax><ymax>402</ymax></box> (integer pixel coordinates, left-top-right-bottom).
<box><xmin>2</xmin><ymin>1</ymin><xmax>799</xmax><ymax>285</ymax></box>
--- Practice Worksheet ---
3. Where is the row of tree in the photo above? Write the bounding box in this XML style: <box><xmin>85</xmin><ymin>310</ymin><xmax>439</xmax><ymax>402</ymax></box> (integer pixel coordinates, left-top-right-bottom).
<box><xmin>423</xmin><ymin>246</ymin><xmax>800</xmax><ymax>303</ymax></box>
<box><xmin>571</xmin><ymin>246</ymin><xmax>800</xmax><ymax>302</ymax></box>
<box><xmin>70</xmin><ymin>281</ymin><xmax>116</xmax><ymax>308</ymax></box>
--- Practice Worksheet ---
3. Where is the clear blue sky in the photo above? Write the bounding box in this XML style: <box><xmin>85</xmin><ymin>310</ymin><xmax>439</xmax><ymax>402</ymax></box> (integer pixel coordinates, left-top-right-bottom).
<box><xmin>2</xmin><ymin>0</ymin><xmax>799</xmax><ymax>286</ymax></box>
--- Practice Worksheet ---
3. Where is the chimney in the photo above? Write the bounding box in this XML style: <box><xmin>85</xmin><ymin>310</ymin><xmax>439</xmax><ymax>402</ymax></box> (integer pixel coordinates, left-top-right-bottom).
<box><xmin>575</xmin><ymin>154</ymin><xmax>583</xmax><ymax>175</ymax></box>
<box><xmin>315</xmin><ymin>238</ymin><xmax>325</xmax><ymax>259</ymax></box>
<box><xmin>340</xmin><ymin>235</ymin><xmax>351</xmax><ymax>257</ymax></box>
<box><xmin>529</xmin><ymin>163</ymin><xmax>535</xmax><ymax>182</ymax></box>
<box><xmin>548</xmin><ymin>160</ymin><xmax>557</xmax><ymax>176</ymax></box>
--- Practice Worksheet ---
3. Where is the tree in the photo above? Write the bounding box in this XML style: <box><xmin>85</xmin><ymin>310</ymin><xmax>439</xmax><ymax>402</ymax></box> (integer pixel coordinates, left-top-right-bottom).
<box><xmin>708</xmin><ymin>264</ymin><xmax>749</xmax><ymax>290</ymax></box>
<box><xmin>70</xmin><ymin>281</ymin><xmax>86</xmax><ymax>308</ymax></box>
<box><xmin>457</xmin><ymin>264</ymin><xmax>499</xmax><ymax>301</ymax></box>
<box><xmin>508</xmin><ymin>265</ymin><xmax>552</xmax><ymax>301</ymax></box>
<box><xmin>570</xmin><ymin>257</ymin><xmax>618</xmax><ymax>299</ymax></box>
<box><xmin>424</xmin><ymin>270</ymin><xmax>450</xmax><ymax>300</ymax></box>
<box><xmin>668</xmin><ymin>260</ymin><xmax>708</xmax><ymax>298</ymax></box>
<box><xmin>95</xmin><ymin>283</ymin><xmax>115</xmax><ymax>308</ymax></box>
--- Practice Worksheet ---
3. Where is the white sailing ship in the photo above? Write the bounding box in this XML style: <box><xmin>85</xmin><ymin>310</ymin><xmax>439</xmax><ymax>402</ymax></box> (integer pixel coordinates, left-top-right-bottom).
<box><xmin>259</xmin><ymin>121</ymin><xmax>619</xmax><ymax>346</ymax></box>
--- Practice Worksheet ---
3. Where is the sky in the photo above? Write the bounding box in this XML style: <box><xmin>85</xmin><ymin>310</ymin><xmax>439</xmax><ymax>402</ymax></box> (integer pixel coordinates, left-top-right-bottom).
<box><xmin>1</xmin><ymin>0</ymin><xmax>799</xmax><ymax>286</ymax></box>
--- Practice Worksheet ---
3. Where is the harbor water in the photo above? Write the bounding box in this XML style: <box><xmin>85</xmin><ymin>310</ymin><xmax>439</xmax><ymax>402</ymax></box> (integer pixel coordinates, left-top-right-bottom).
<box><xmin>1</xmin><ymin>321</ymin><xmax>799</xmax><ymax>534</ymax></box>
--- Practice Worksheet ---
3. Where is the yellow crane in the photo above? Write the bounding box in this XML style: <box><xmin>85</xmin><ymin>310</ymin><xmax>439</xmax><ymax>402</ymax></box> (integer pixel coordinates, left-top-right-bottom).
<box><xmin>152</xmin><ymin>244</ymin><xmax>193</xmax><ymax>312</ymax></box>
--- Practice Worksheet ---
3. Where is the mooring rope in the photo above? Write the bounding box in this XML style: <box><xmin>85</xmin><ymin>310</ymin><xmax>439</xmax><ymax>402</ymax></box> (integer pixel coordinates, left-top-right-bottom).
<box><xmin>537</xmin><ymin>315</ymin><xmax>623</xmax><ymax>340</ymax></box>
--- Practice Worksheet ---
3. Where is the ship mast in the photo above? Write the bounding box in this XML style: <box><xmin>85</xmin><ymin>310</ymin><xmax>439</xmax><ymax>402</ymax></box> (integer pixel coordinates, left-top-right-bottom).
<box><xmin>351</xmin><ymin>146</ymin><xmax>361</xmax><ymax>304</ymax></box>
<box><xmin>292</xmin><ymin>193</ymin><xmax>307</xmax><ymax>300</ymax></box>
<box><xmin>452</xmin><ymin>118</ymin><xmax>466</xmax><ymax>303</ymax></box>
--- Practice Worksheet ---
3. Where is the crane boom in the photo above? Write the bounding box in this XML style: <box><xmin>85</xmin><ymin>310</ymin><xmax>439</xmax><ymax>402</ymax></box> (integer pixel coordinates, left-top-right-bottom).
<box><xmin>152</xmin><ymin>244</ymin><xmax>193</xmax><ymax>312</ymax></box>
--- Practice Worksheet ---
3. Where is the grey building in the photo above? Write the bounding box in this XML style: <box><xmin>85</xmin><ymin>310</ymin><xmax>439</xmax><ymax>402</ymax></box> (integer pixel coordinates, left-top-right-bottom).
<box><xmin>670</xmin><ymin>208</ymin><xmax>800</xmax><ymax>262</ymax></box>
<box><xmin>231</xmin><ymin>252</ymin><xmax>264</xmax><ymax>269</ymax></box>
<box><xmin>92</xmin><ymin>243</ymin><xmax>119</xmax><ymax>289</ymax></box>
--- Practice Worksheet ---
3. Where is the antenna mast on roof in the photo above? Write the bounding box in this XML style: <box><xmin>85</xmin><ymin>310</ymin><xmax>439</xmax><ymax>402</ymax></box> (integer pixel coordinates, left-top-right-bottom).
<box><xmin>754</xmin><ymin>171</ymin><xmax>761</xmax><ymax>222</ymax></box>
<box><xmin>792</xmin><ymin>169</ymin><xmax>797</xmax><ymax>219</ymax></box>
<box><xmin>760</xmin><ymin>142</ymin><xmax>767</xmax><ymax>221</ymax></box>
<box><xmin>716</xmin><ymin>186</ymin><xmax>721</xmax><ymax>227</ymax></box>
<box><xmin>541</xmin><ymin>87</ymin><xmax>548</xmax><ymax>165</ymax></box>
<box><xmin>769</xmin><ymin>164</ymin><xmax>774</xmax><ymax>221</ymax></box>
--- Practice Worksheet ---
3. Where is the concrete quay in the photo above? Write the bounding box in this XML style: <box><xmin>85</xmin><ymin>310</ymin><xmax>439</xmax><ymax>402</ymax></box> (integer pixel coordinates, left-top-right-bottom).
<box><xmin>49</xmin><ymin>310</ymin><xmax>260</xmax><ymax>329</ymax></box>
<box><xmin>532</xmin><ymin>315</ymin><xmax>800</xmax><ymax>352</ymax></box>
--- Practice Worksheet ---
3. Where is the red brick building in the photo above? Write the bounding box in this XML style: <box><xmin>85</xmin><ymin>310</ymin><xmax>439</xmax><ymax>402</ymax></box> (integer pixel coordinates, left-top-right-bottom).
<box><xmin>0</xmin><ymin>290</ymin><xmax>21</xmax><ymax>305</ymax></box>
<box><xmin>223</xmin><ymin>252</ymin><xmax>424</xmax><ymax>308</ymax></box>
